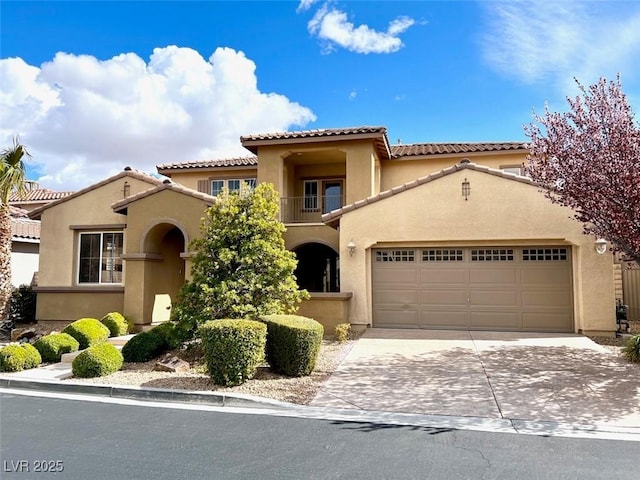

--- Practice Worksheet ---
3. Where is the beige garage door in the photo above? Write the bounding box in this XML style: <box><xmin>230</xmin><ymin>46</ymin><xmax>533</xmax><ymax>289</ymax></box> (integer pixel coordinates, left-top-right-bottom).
<box><xmin>372</xmin><ymin>247</ymin><xmax>573</xmax><ymax>332</ymax></box>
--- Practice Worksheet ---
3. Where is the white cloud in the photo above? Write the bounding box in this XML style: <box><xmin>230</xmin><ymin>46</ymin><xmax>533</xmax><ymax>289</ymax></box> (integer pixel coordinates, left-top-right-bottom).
<box><xmin>297</xmin><ymin>0</ymin><xmax>318</xmax><ymax>13</ymax></box>
<box><xmin>307</xmin><ymin>4</ymin><xmax>415</xmax><ymax>54</ymax></box>
<box><xmin>481</xmin><ymin>1</ymin><xmax>640</xmax><ymax>88</ymax></box>
<box><xmin>348</xmin><ymin>90</ymin><xmax>357</xmax><ymax>100</ymax></box>
<box><xmin>0</xmin><ymin>46</ymin><xmax>315</xmax><ymax>190</ymax></box>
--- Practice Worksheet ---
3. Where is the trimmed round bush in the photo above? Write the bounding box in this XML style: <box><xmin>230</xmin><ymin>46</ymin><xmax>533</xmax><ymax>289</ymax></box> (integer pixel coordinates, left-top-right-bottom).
<box><xmin>121</xmin><ymin>330</ymin><xmax>167</xmax><ymax>363</ymax></box>
<box><xmin>0</xmin><ymin>344</ymin><xmax>28</xmax><ymax>372</ymax></box>
<box><xmin>261</xmin><ymin>314</ymin><xmax>323</xmax><ymax>377</ymax></box>
<box><xmin>72</xmin><ymin>343</ymin><xmax>123</xmax><ymax>378</ymax></box>
<box><xmin>623</xmin><ymin>334</ymin><xmax>640</xmax><ymax>363</ymax></box>
<box><xmin>199</xmin><ymin>319</ymin><xmax>266</xmax><ymax>387</ymax></box>
<box><xmin>21</xmin><ymin>343</ymin><xmax>42</xmax><ymax>369</ymax></box>
<box><xmin>100</xmin><ymin>312</ymin><xmax>129</xmax><ymax>337</ymax></box>
<box><xmin>34</xmin><ymin>333</ymin><xmax>80</xmax><ymax>363</ymax></box>
<box><xmin>62</xmin><ymin>318</ymin><xmax>110</xmax><ymax>349</ymax></box>
<box><xmin>151</xmin><ymin>322</ymin><xmax>184</xmax><ymax>350</ymax></box>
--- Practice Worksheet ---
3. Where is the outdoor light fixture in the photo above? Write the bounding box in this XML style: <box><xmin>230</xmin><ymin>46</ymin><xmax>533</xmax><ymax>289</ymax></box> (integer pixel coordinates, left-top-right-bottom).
<box><xmin>347</xmin><ymin>239</ymin><xmax>356</xmax><ymax>256</ymax></box>
<box><xmin>595</xmin><ymin>238</ymin><xmax>607</xmax><ymax>255</ymax></box>
<box><xmin>461</xmin><ymin>178</ymin><xmax>471</xmax><ymax>201</ymax></box>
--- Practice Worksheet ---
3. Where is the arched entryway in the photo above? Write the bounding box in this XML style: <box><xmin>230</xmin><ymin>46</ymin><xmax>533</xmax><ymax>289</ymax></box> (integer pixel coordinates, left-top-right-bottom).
<box><xmin>293</xmin><ymin>243</ymin><xmax>339</xmax><ymax>292</ymax></box>
<box><xmin>143</xmin><ymin>223</ymin><xmax>186</xmax><ymax>310</ymax></box>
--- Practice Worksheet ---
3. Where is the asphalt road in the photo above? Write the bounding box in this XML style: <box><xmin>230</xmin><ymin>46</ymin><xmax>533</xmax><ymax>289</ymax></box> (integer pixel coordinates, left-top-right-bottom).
<box><xmin>0</xmin><ymin>392</ymin><xmax>637</xmax><ymax>480</ymax></box>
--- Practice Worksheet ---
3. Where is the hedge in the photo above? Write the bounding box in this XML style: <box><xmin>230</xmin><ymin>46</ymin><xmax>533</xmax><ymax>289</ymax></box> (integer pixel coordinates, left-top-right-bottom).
<box><xmin>0</xmin><ymin>344</ymin><xmax>28</xmax><ymax>372</ymax></box>
<box><xmin>261</xmin><ymin>314</ymin><xmax>323</xmax><ymax>377</ymax></box>
<box><xmin>121</xmin><ymin>330</ymin><xmax>166</xmax><ymax>363</ymax></box>
<box><xmin>62</xmin><ymin>318</ymin><xmax>110</xmax><ymax>349</ymax></box>
<box><xmin>72</xmin><ymin>343</ymin><xmax>123</xmax><ymax>378</ymax></box>
<box><xmin>34</xmin><ymin>333</ymin><xmax>80</xmax><ymax>363</ymax></box>
<box><xmin>199</xmin><ymin>319</ymin><xmax>266</xmax><ymax>386</ymax></box>
<box><xmin>21</xmin><ymin>343</ymin><xmax>42</xmax><ymax>369</ymax></box>
<box><xmin>100</xmin><ymin>312</ymin><xmax>129</xmax><ymax>337</ymax></box>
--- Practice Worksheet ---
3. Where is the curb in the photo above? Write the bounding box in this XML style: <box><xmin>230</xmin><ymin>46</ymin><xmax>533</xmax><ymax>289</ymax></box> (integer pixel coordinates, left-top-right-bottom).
<box><xmin>0</xmin><ymin>376</ymin><xmax>292</xmax><ymax>410</ymax></box>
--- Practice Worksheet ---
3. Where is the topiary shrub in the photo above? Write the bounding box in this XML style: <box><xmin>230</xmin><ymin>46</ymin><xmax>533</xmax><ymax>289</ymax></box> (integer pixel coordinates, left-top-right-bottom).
<box><xmin>20</xmin><ymin>343</ymin><xmax>42</xmax><ymax>369</ymax></box>
<box><xmin>623</xmin><ymin>334</ymin><xmax>640</xmax><ymax>363</ymax></box>
<box><xmin>72</xmin><ymin>343</ymin><xmax>123</xmax><ymax>378</ymax></box>
<box><xmin>151</xmin><ymin>322</ymin><xmax>185</xmax><ymax>350</ymax></box>
<box><xmin>62</xmin><ymin>318</ymin><xmax>110</xmax><ymax>349</ymax></box>
<box><xmin>199</xmin><ymin>319</ymin><xmax>266</xmax><ymax>386</ymax></box>
<box><xmin>0</xmin><ymin>344</ymin><xmax>28</xmax><ymax>372</ymax></box>
<box><xmin>34</xmin><ymin>333</ymin><xmax>80</xmax><ymax>363</ymax></box>
<box><xmin>100</xmin><ymin>312</ymin><xmax>129</xmax><ymax>337</ymax></box>
<box><xmin>334</xmin><ymin>323</ymin><xmax>351</xmax><ymax>343</ymax></box>
<box><xmin>261</xmin><ymin>314</ymin><xmax>323</xmax><ymax>377</ymax></box>
<box><xmin>121</xmin><ymin>330</ymin><xmax>167</xmax><ymax>363</ymax></box>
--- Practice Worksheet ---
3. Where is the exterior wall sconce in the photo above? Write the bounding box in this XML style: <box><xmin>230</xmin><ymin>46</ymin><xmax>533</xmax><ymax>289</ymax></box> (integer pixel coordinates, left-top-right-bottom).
<box><xmin>595</xmin><ymin>238</ymin><xmax>607</xmax><ymax>255</ymax></box>
<box><xmin>347</xmin><ymin>239</ymin><xmax>356</xmax><ymax>256</ymax></box>
<box><xmin>461</xmin><ymin>178</ymin><xmax>470</xmax><ymax>201</ymax></box>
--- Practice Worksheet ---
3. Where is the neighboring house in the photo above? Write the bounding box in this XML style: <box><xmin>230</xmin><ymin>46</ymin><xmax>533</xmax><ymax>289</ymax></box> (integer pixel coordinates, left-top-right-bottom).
<box><xmin>9</xmin><ymin>185</ymin><xmax>74</xmax><ymax>212</ymax></box>
<box><xmin>30</xmin><ymin>127</ymin><xmax>617</xmax><ymax>335</ymax></box>
<box><xmin>9</xmin><ymin>206</ymin><xmax>40</xmax><ymax>287</ymax></box>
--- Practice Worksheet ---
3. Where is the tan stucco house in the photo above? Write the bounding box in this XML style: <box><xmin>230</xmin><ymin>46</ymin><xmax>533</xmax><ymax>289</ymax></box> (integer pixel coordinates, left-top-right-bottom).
<box><xmin>29</xmin><ymin>126</ymin><xmax>617</xmax><ymax>335</ymax></box>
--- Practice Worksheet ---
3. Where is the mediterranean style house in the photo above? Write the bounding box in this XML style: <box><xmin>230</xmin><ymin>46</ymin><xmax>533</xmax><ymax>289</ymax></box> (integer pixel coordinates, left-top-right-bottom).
<box><xmin>28</xmin><ymin>126</ymin><xmax>618</xmax><ymax>335</ymax></box>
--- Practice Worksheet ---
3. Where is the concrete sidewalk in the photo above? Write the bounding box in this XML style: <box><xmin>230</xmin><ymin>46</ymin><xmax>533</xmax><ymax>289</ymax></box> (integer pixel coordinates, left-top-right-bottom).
<box><xmin>311</xmin><ymin>329</ymin><xmax>640</xmax><ymax>428</ymax></box>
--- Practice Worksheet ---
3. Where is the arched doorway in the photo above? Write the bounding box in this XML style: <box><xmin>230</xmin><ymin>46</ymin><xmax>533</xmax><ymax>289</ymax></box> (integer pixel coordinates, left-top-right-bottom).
<box><xmin>143</xmin><ymin>223</ymin><xmax>186</xmax><ymax>306</ymax></box>
<box><xmin>293</xmin><ymin>243</ymin><xmax>339</xmax><ymax>292</ymax></box>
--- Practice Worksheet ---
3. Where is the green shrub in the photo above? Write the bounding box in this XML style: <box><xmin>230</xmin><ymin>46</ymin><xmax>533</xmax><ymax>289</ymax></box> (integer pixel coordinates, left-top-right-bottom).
<box><xmin>62</xmin><ymin>318</ymin><xmax>110</xmax><ymax>349</ymax></box>
<box><xmin>100</xmin><ymin>312</ymin><xmax>129</xmax><ymax>337</ymax></box>
<box><xmin>8</xmin><ymin>284</ymin><xmax>37</xmax><ymax>324</ymax></box>
<box><xmin>152</xmin><ymin>321</ymin><xmax>185</xmax><ymax>350</ymax></box>
<box><xmin>34</xmin><ymin>333</ymin><xmax>80</xmax><ymax>363</ymax></box>
<box><xmin>121</xmin><ymin>330</ymin><xmax>167</xmax><ymax>363</ymax></box>
<box><xmin>0</xmin><ymin>344</ymin><xmax>28</xmax><ymax>372</ymax></box>
<box><xmin>623</xmin><ymin>334</ymin><xmax>640</xmax><ymax>363</ymax></box>
<box><xmin>261</xmin><ymin>314</ymin><xmax>323</xmax><ymax>377</ymax></box>
<box><xmin>199</xmin><ymin>319</ymin><xmax>266</xmax><ymax>386</ymax></box>
<box><xmin>20</xmin><ymin>343</ymin><xmax>42</xmax><ymax>369</ymax></box>
<box><xmin>334</xmin><ymin>323</ymin><xmax>351</xmax><ymax>343</ymax></box>
<box><xmin>72</xmin><ymin>343</ymin><xmax>123</xmax><ymax>378</ymax></box>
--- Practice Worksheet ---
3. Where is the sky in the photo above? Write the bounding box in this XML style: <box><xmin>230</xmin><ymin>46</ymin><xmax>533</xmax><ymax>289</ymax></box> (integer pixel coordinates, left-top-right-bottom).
<box><xmin>2</xmin><ymin>0</ymin><xmax>640</xmax><ymax>191</ymax></box>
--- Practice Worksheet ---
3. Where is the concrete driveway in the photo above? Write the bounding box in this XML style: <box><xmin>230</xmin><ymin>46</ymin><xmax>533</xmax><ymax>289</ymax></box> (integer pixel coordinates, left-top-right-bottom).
<box><xmin>311</xmin><ymin>329</ymin><xmax>640</xmax><ymax>427</ymax></box>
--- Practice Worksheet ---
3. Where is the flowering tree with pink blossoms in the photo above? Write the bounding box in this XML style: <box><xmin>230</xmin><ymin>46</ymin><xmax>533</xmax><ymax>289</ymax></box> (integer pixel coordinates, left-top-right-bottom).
<box><xmin>525</xmin><ymin>76</ymin><xmax>640</xmax><ymax>264</ymax></box>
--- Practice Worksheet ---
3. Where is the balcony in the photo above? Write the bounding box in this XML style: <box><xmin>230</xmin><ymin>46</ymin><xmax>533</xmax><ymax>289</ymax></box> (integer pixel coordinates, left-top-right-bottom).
<box><xmin>280</xmin><ymin>196</ymin><xmax>344</xmax><ymax>224</ymax></box>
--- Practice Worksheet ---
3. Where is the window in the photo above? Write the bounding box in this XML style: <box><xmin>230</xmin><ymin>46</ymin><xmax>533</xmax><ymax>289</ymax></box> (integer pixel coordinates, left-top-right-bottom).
<box><xmin>471</xmin><ymin>249</ymin><xmax>514</xmax><ymax>261</ymax></box>
<box><xmin>303</xmin><ymin>180</ymin><xmax>319</xmax><ymax>210</ymax></box>
<box><xmin>522</xmin><ymin>248</ymin><xmax>568</xmax><ymax>261</ymax></box>
<box><xmin>210</xmin><ymin>178</ymin><xmax>256</xmax><ymax>196</ymax></box>
<box><xmin>375</xmin><ymin>250</ymin><xmax>415</xmax><ymax>262</ymax></box>
<box><xmin>78</xmin><ymin>232</ymin><xmax>123</xmax><ymax>284</ymax></box>
<box><xmin>422</xmin><ymin>249</ymin><xmax>464</xmax><ymax>262</ymax></box>
<box><xmin>303</xmin><ymin>179</ymin><xmax>343</xmax><ymax>212</ymax></box>
<box><xmin>501</xmin><ymin>165</ymin><xmax>523</xmax><ymax>176</ymax></box>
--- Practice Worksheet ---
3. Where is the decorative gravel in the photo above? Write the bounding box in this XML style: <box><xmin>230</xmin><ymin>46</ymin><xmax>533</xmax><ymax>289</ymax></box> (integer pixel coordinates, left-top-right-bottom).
<box><xmin>65</xmin><ymin>339</ymin><xmax>356</xmax><ymax>405</ymax></box>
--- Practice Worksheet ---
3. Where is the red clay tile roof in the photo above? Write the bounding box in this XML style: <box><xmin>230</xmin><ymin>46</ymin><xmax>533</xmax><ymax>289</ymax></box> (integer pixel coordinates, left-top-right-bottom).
<box><xmin>9</xmin><ymin>205</ymin><xmax>29</xmax><ymax>218</ymax></box>
<box><xmin>322</xmin><ymin>161</ymin><xmax>536</xmax><ymax>226</ymax></box>
<box><xmin>11</xmin><ymin>217</ymin><xmax>40</xmax><ymax>241</ymax></box>
<box><xmin>241</xmin><ymin>126</ymin><xmax>392</xmax><ymax>159</ymax></box>
<box><xmin>111</xmin><ymin>180</ymin><xmax>216</xmax><ymax>213</ymax></box>
<box><xmin>28</xmin><ymin>168</ymin><xmax>163</xmax><ymax>219</ymax></box>
<box><xmin>157</xmin><ymin>156</ymin><xmax>257</xmax><ymax>173</ymax></box>
<box><xmin>9</xmin><ymin>188</ymin><xmax>73</xmax><ymax>202</ymax></box>
<box><xmin>390</xmin><ymin>142</ymin><xmax>527</xmax><ymax>157</ymax></box>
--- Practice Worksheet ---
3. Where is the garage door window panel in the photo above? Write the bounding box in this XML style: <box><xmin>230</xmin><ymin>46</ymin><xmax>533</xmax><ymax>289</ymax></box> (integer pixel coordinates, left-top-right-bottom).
<box><xmin>375</xmin><ymin>250</ymin><xmax>416</xmax><ymax>262</ymax></box>
<box><xmin>522</xmin><ymin>248</ymin><xmax>568</xmax><ymax>261</ymax></box>
<box><xmin>471</xmin><ymin>249</ymin><xmax>514</xmax><ymax>261</ymax></box>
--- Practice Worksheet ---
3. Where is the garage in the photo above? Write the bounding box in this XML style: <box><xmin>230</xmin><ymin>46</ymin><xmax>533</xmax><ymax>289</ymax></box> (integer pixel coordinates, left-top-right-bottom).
<box><xmin>372</xmin><ymin>246</ymin><xmax>574</xmax><ymax>332</ymax></box>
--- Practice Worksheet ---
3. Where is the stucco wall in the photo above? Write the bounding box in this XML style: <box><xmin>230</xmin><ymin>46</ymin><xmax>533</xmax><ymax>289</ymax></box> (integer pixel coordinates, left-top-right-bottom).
<box><xmin>338</xmin><ymin>168</ymin><xmax>615</xmax><ymax>334</ymax></box>
<box><xmin>381</xmin><ymin>152</ymin><xmax>527</xmax><ymax>191</ymax></box>
<box><xmin>284</xmin><ymin>224</ymin><xmax>339</xmax><ymax>252</ymax></box>
<box><xmin>37</xmin><ymin>176</ymin><xmax>155</xmax><ymax>288</ymax></box>
<box><xmin>11</xmin><ymin>241</ymin><xmax>39</xmax><ymax>286</ymax></box>
<box><xmin>36</xmin><ymin>289</ymin><xmax>124</xmax><ymax>322</ymax></box>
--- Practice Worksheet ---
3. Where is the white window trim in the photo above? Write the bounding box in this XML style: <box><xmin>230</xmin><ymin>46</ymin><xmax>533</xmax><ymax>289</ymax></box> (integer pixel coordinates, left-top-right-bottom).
<box><xmin>210</xmin><ymin>178</ymin><xmax>257</xmax><ymax>196</ymax></box>
<box><xmin>77</xmin><ymin>231</ymin><xmax>124</xmax><ymax>285</ymax></box>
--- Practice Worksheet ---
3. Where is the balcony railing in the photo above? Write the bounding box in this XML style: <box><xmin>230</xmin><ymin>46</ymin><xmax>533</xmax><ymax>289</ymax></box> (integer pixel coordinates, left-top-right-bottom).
<box><xmin>280</xmin><ymin>196</ymin><xmax>344</xmax><ymax>223</ymax></box>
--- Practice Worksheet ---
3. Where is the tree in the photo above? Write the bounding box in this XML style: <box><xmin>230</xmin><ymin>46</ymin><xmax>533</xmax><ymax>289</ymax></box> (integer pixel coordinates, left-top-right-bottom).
<box><xmin>525</xmin><ymin>76</ymin><xmax>640</xmax><ymax>264</ymax></box>
<box><xmin>173</xmin><ymin>182</ymin><xmax>309</xmax><ymax>335</ymax></box>
<box><xmin>0</xmin><ymin>138</ymin><xmax>30</xmax><ymax>320</ymax></box>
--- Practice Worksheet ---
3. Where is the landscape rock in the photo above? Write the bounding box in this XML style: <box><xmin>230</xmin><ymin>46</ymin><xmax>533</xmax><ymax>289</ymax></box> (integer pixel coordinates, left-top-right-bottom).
<box><xmin>154</xmin><ymin>355</ymin><xmax>190</xmax><ymax>373</ymax></box>
<box><xmin>11</xmin><ymin>328</ymin><xmax>36</xmax><ymax>342</ymax></box>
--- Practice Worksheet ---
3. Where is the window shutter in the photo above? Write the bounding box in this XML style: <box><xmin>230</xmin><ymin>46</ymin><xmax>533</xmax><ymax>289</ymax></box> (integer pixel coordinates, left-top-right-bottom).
<box><xmin>197</xmin><ymin>180</ymin><xmax>209</xmax><ymax>194</ymax></box>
